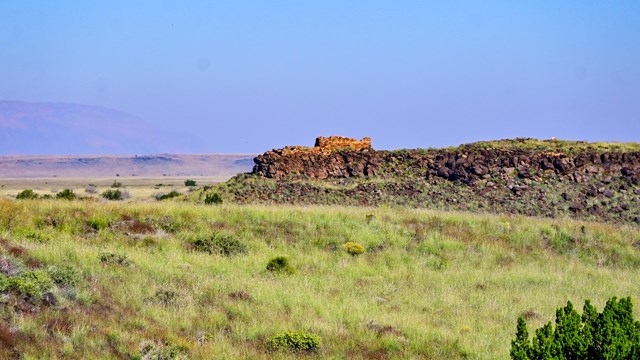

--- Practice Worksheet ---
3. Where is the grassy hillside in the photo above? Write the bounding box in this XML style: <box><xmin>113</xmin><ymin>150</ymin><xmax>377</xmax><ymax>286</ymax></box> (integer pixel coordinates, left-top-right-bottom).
<box><xmin>0</xmin><ymin>199</ymin><xmax>638</xmax><ymax>358</ymax></box>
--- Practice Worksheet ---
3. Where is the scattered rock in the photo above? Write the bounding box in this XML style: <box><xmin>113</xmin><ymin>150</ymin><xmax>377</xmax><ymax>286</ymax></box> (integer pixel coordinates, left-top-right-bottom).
<box><xmin>42</xmin><ymin>292</ymin><xmax>58</xmax><ymax>307</ymax></box>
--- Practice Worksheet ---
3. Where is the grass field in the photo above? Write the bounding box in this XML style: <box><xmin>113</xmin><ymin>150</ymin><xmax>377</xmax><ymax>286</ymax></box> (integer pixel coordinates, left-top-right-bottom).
<box><xmin>0</xmin><ymin>199</ymin><xmax>638</xmax><ymax>359</ymax></box>
<box><xmin>0</xmin><ymin>176</ymin><xmax>230</xmax><ymax>202</ymax></box>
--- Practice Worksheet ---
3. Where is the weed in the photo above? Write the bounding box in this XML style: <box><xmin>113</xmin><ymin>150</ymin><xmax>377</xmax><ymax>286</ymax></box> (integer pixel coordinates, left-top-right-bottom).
<box><xmin>342</xmin><ymin>241</ymin><xmax>366</xmax><ymax>256</ymax></box>
<box><xmin>138</xmin><ymin>340</ymin><xmax>187</xmax><ymax>360</ymax></box>
<box><xmin>47</xmin><ymin>265</ymin><xmax>81</xmax><ymax>287</ymax></box>
<box><xmin>102</xmin><ymin>189</ymin><xmax>130</xmax><ymax>201</ymax></box>
<box><xmin>204</xmin><ymin>192</ymin><xmax>223</xmax><ymax>205</ymax></box>
<box><xmin>3</xmin><ymin>270</ymin><xmax>53</xmax><ymax>299</ymax></box>
<box><xmin>56</xmin><ymin>189</ymin><xmax>76</xmax><ymax>200</ymax></box>
<box><xmin>99</xmin><ymin>253</ymin><xmax>131</xmax><ymax>267</ymax></box>
<box><xmin>268</xmin><ymin>330</ymin><xmax>320</xmax><ymax>353</ymax></box>
<box><xmin>191</xmin><ymin>233</ymin><xmax>247</xmax><ymax>256</ymax></box>
<box><xmin>266</xmin><ymin>256</ymin><xmax>295</xmax><ymax>274</ymax></box>
<box><xmin>155</xmin><ymin>191</ymin><xmax>181</xmax><ymax>201</ymax></box>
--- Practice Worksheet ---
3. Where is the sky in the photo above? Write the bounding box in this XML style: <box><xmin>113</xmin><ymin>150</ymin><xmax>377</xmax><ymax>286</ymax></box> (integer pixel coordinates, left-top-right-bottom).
<box><xmin>1</xmin><ymin>1</ymin><xmax>639</xmax><ymax>153</ymax></box>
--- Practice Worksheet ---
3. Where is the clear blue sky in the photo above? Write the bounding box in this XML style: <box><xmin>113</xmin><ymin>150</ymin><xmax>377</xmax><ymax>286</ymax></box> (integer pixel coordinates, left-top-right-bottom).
<box><xmin>1</xmin><ymin>1</ymin><xmax>639</xmax><ymax>153</ymax></box>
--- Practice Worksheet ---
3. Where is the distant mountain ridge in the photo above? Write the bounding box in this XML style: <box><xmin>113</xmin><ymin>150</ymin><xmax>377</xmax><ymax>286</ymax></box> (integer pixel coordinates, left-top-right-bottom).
<box><xmin>0</xmin><ymin>101</ymin><xmax>204</xmax><ymax>155</ymax></box>
<box><xmin>0</xmin><ymin>153</ymin><xmax>255</xmax><ymax>178</ymax></box>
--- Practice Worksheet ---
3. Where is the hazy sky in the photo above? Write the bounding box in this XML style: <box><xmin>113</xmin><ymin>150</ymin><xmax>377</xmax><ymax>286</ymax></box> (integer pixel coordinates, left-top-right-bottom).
<box><xmin>1</xmin><ymin>1</ymin><xmax>639</xmax><ymax>153</ymax></box>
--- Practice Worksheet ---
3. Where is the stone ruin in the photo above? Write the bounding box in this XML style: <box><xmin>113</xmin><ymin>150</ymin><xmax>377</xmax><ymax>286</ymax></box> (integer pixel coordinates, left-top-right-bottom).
<box><xmin>314</xmin><ymin>136</ymin><xmax>372</xmax><ymax>152</ymax></box>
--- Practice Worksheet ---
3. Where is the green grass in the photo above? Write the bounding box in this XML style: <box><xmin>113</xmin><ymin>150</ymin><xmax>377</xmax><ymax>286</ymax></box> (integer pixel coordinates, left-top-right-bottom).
<box><xmin>0</xmin><ymin>199</ymin><xmax>638</xmax><ymax>358</ymax></box>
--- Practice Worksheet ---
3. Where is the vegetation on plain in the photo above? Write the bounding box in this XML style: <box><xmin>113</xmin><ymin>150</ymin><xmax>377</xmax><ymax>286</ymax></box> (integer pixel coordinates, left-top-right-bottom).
<box><xmin>0</xmin><ymin>199</ymin><xmax>638</xmax><ymax>358</ymax></box>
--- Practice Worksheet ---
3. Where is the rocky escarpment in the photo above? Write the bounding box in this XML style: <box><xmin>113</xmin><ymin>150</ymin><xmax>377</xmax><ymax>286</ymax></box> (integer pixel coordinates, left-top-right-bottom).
<box><xmin>217</xmin><ymin>137</ymin><xmax>640</xmax><ymax>223</ymax></box>
<box><xmin>254</xmin><ymin>137</ymin><xmax>640</xmax><ymax>185</ymax></box>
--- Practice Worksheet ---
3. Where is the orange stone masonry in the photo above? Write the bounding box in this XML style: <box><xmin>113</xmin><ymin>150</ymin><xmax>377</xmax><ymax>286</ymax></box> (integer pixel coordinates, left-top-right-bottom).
<box><xmin>280</xmin><ymin>136</ymin><xmax>372</xmax><ymax>155</ymax></box>
<box><xmin>314</xmin><ymin>136</ymin><xmax>372</xmax><ymax>151</ymax></box>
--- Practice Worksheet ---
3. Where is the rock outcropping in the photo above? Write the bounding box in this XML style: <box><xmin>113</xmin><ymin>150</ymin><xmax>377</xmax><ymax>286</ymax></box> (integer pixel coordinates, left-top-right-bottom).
<box><xmin>254</xmin><ymin>137</ymin><xmax>640</xmax><ymax>186</ymax></box>
<box><xmin>222</xmin><ymin>137</ymin><xmax>640</xmax><ymax>223</ymax></box>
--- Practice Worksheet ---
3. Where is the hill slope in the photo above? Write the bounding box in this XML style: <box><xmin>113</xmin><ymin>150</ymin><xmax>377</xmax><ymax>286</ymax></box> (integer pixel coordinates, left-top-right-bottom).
<box><xmin>198</xmin><ymin>137</ymin><xmax>640</xmax><ymax>223</ymax></box>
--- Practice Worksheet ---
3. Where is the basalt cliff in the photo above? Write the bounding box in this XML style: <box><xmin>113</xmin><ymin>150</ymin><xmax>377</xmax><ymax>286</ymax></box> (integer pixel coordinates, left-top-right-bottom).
<box><xmin>211</xmin><ymin>137</ymin><xmax>640</xmax><ymax>223</ymax></box>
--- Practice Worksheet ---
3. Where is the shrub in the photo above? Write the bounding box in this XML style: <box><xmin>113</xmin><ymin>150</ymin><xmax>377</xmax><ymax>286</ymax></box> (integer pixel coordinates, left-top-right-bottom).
<box><xmin>266</xmin><ymin>256</ymin><xmax>295</xmax><ymax>274</ymax></box>
<box><xmin>342</xmin><ymin>241</ymin><xmax>365</xmax><ymax>256</ymax></box>
<box><xmin>99</xmin><ymin>253</ymin><xmax>131</xmax><ymax>267</ymax></box>
<box><xmin>184</xmin><ymin>179</ymin><xmax>197</xmax><ymax>186</ymax></box>
<box><xmin>268</xmin><ymin>330</ymin><xmax>320</xmax><ymax>353</ymax></box>
<box><xmin>8</xmin><ymin>270</ymin><xmax>53</xmax><ymax>299</ymax></box>
<box><xmin>111</xmin><ymin>181</ymin><xmax>122</xmax><ymax>188</ymax></box>
<box><xmin>204</xmin><ymin>192</ymin><xmax>223</xmax><ymax>205</ymax></box>
<box><xmin>85</xmin><ymin>185</ymin><xmax>98</xmax><ymax>194</ymax></box>
<box><xmin>56</xmin><ymin>189</ymin><xmax>76</xmax><ymax>200</ymax></box>
<box><xmin>16</xmin><ymin>189</ymin><xmax>38</xmax><ymax>200</ymax></box>
<box><xmin>102</xmin><ymin>189</ymin><xmax>130</xmax><ymax>201</ymax></box>
<box><xmin>47</xmin><ymin>265</ymin><xmax>81</xmax><ymax>287</ymax></box>
<box><xmin>155</xmin><ymin>191</ymin><xmax>181</xmax><ymax>201</ymax></box>
<box><xmin>192</xmin><ymin>233</ymin><xmax>247</xmax><ymax>256</ymax></box>
<box><xmin>510</xmin><ymin>297</ymin><xmax>640</xmax><ymax>359</ymax></box>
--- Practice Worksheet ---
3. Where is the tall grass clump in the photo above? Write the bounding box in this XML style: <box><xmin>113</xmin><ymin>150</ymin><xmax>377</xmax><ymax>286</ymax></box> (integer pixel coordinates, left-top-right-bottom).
<box><xmin>266</xmin><ymin>256</ymin><xmax>295</xmax><ymax>274</ymax></box>
<box><xmin>191</xmin><ymin>232</ymin><xmax>247</xmax><ymax>256</ymax></box>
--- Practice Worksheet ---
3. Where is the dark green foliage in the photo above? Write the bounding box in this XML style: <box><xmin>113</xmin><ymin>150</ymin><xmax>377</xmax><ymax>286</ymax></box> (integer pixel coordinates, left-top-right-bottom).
<box><xmin>56</xmin><ymin>189</ymin><xmax>76</xmax><ymax>200</ymax></box>
<box><xmin>511</xmin><ymin>297</ymin><xmax>640</xmax><ymax>359</ymax></box>
<box><xmin>184</xmin><ymin>179</ymin><xmax>197</xmax><ymax>186</ymax></box>
<box><xmin>266</xmin><ymin>256</ymin><xmax>295</xmax><ymax>274</ymax></box>
<box><xmin>102</xmin><ymin>189</ymin><xmax>127</xmax><ymax>201</ymax></box>
<box><xmin>111</xmin><ymin>181</ymin><xmax>122</xmax><ymax>188</ymax></box>
<box><xmin>511</xmin><ymin>317</ymin><xmax>531</xmax><ymax>360</ymax></box>
<box><xmin>204</xmin><ymin>192</ymin><xmax>223</xmax><ymax>205</ymax></box>
<box><xmin>16</xmin><ymin>189</ymin><xmax>38</xmax><ymax>200</ymax></box>
<box><xmin>47</xmin><ymin>265</ymin><xmax>81</xmax><ymax>287</ymax></box>
<box><xmin>268</xmin><ymin>330</ymin><xmax>320</xmax><ymax>353</ymax></box>
<box><xmin>192</xmin><ymin>233</ymin><xmax>247</xmax><ymax>256</ymax></box>
<box><xmin>155</xmin><ymin>191</ymin><xmax>181</xmax><ymax>201</ymax></box>
<box><xmin>99</xmin><ymin>253</ymin><xmax>131</xmax><ymax>267</ymax></box>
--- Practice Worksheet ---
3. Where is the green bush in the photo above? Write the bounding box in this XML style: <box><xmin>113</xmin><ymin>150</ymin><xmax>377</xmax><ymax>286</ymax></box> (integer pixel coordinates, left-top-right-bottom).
<box><xmin>342</xmin><ymin>241</ymin><xmax>365</xmax><ymax>256</ymax></box>
<box><xmin>268</xmin><ymin>330</ymin><xmax>320</xmax><ymax>353</ymax></box>
<box><xmin>204</xmin><ymin>192</ymin><xmax>223</xmax><ymax>205</ymax></box>
<box><xmin>56</xmin><ymin>189</ymin><xmax>76</xmax><ymax>200</ymax></box>
<box><xmin>184</xmin><ymin>179</ymin><xmax>197</xmax><ymax>186</ymax></box>
<box><xmin>47</xmin><ymin>265</ymin><xmax>81</xmax><ymax>287</ymax></box>
<box><xmin>266</xmin><ymin>256</ymin><xmax>295</xmax><ymax>274</ymax></box>
<box><xmin>111</xmin><ymin>181</ymin><xmax>122</xmax><ymax>188</ymax></box>
<box><xmin>7</xmin><ymin>270</ymin><xmax>53</xmax><ymax>299</ymax></box>
<box><xmin>192</xmin><ymin>233</ymin><xmax>247</xmax><ymax>256</ymax></box>
<box><xmin>511</xmin><ymin>297</ymin><xmax>640</xmax><ymax>359</ymax></box>
<box><xmin>16</xmin><ymin>189</ymin><xmax>38</xmax><ymax>200</ymax></box>
<box><xmin>155</xmin><ymin>191</ymin><xmax>181</xmax><ymax>201</ymax></box>
<box><xmin>102</xmin><ymin>189</ymin><xmax>127</xmax><ymax>201</ymax></box>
